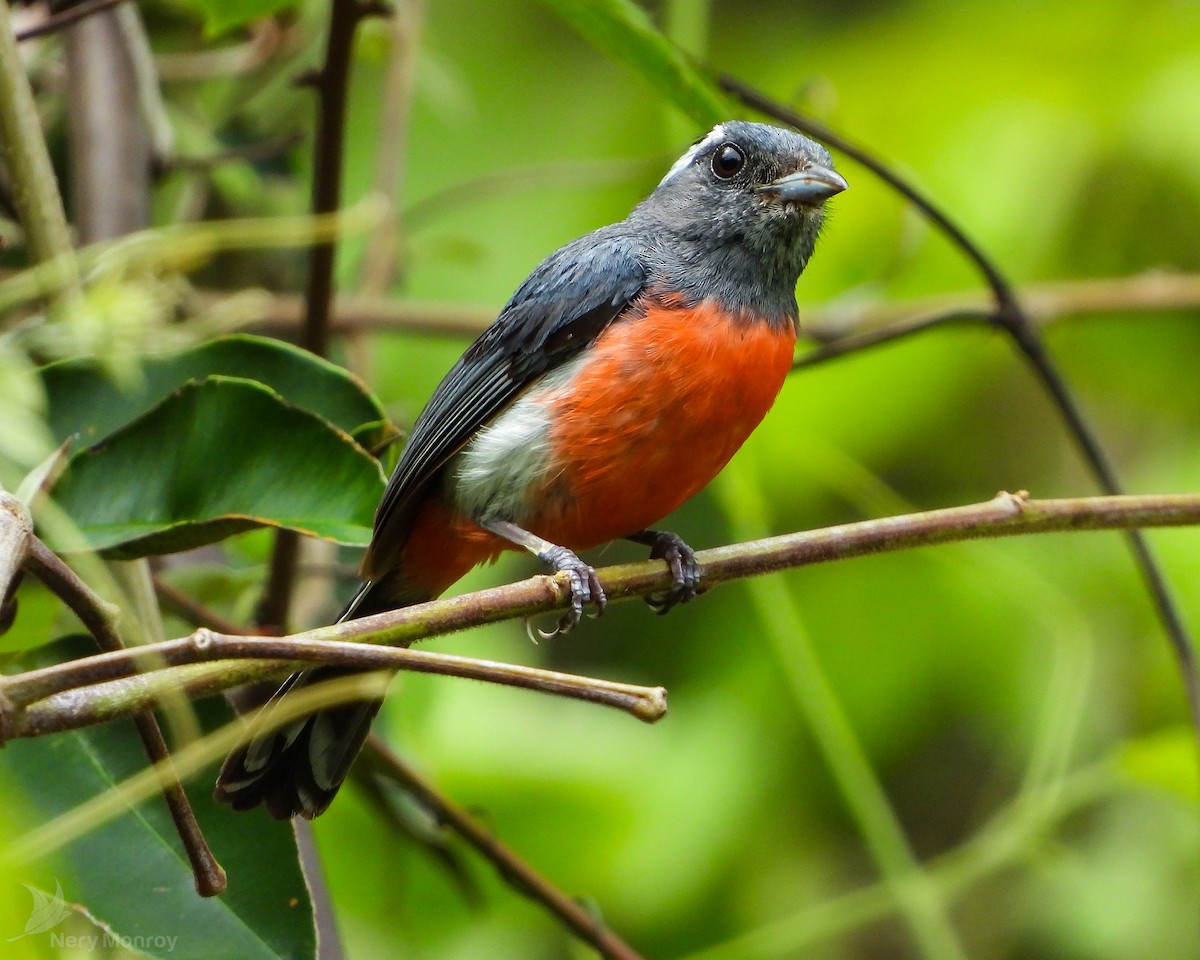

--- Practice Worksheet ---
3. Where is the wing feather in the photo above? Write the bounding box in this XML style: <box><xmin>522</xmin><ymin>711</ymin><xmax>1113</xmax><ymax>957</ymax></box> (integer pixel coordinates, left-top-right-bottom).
<box><xmin>363</xmin><ymin>226</ymin><xmax>649</xmax><ymax>574</ymax></box>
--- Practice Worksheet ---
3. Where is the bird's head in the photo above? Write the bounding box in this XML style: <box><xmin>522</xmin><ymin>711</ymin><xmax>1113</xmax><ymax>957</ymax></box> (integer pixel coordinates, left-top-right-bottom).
<box><xmin>636</xmin><ymin>121</ymin><xmax>847</xmax><ymax>302</ymax></box>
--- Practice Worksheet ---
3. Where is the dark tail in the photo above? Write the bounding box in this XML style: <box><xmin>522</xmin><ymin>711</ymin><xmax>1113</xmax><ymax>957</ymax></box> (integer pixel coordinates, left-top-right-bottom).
<box><xmin>214</xmin><ymin>580</ymin><xmax>426</xmax><ymax>820</ymax></box>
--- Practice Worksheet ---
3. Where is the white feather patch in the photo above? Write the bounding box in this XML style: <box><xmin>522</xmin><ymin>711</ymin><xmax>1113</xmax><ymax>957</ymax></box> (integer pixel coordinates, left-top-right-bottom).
<box><xmin>656</xmin><ymin>123</ymin><xmax>727</xmax><ymax>188</ymax></box>
<box><xmin>451</xmin><ymin>353</ymin><xmax>590</xmax><ymax>521</ymax></box>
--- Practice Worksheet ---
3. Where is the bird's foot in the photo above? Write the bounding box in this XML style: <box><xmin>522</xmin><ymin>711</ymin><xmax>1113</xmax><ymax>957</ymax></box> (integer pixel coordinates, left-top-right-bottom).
<box><xmin>631</xmin><ymin>530</ymin><xmax>701</xmax><ymax>615</ymax></box>
<box><xmin>537</xmin><ymin>544</ymin><xmax>606</xmax><ymax>638</ymax></box>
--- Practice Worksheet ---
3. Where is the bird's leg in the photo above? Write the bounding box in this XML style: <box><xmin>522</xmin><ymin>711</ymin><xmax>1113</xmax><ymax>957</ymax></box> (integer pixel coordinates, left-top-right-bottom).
<box><xmin>481</xmin><ymin>519</ymin><xmax>606</xmax><ymax>637</ymax></box>
<box><xmin>626</xmin><ymin>529</ymin><xmax>702</xmax><ymax>615</ymax></box>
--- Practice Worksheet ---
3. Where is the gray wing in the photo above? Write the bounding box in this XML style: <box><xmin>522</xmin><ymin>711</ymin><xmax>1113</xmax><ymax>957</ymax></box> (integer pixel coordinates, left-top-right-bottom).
<box><xmin>363</xmin><ymin>226</ymin><xmax>650</xmax><ymax>575</ymax></box>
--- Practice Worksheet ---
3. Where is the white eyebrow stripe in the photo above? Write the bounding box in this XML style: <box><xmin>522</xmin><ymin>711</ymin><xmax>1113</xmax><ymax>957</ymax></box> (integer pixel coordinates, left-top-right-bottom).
<box><xmin>656</xmin><ymin>123</ymin><xmax>727</xmax><ymax>187</ymax></box>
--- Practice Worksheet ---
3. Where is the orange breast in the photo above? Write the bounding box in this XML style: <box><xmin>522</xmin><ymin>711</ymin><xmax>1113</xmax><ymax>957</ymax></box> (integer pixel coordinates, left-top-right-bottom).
<box><xmin>524</xmin><ymin>299</ymin><xmax>796</xmax><ymax>550</ymax></box>
<box><xmin>393</xmin><ymin>299</ymin><xmax>795</xmax><ymax>600</ymax></box>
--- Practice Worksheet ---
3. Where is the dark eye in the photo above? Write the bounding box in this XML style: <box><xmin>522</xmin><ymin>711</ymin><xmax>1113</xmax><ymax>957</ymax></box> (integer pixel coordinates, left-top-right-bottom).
<box><xmin>711</xmin><ymin>143</ymin><xmax>745</xmax><ymax>179</ymax></box>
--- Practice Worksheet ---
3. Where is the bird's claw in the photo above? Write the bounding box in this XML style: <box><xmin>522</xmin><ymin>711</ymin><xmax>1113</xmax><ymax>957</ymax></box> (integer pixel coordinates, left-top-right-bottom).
<box><xmin>537</xmin><ymin>545</ymin><xmax>606</xmax><ymax>638</ymax></box>
<box><xmin>641</xmin><ymin>531</ymin><xmax>702</xmax><ymax>615</ymax></box>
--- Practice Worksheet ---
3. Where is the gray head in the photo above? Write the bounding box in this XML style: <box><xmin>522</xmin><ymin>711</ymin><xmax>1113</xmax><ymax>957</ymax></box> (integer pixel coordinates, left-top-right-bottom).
<box><xmin>631</xmin><ymin>121</ymin><xmax>847</xmax><ymax>314</ymax></box>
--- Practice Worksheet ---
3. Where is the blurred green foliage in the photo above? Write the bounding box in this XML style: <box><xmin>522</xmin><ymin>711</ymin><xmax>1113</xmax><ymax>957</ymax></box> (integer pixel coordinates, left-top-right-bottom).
<box><xmin>2</xmin><ymin>0</ymin><xmax>1199</xmax><ymax>958</ymax></box>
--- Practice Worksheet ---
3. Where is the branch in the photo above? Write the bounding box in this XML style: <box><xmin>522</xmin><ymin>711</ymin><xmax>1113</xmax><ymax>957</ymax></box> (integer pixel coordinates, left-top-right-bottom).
<box><xmin>14</xmin><ymin>0</ymin><xmax>129</xmax><ymax>43</ymax></box>
<box><xmin>163</xmin><ymin>133</ymin><xmax>304</xmax><ymax>174</ymax></box>
<box><xmin>803</xmin><ymin>271</ymin><xmax>1200</xmax><ymax>340</ymax></box>
<box><xmin>21</xmin><ymin>539</ymin><xmax>227</xmax><ymax>896</ymax></box>
<box><xmin>153</xmin><ymin>574</ymin><xmax>248</xmax><ymax>636</ymax></box>
<box><xmin>0</xmin><ymin>2</ymin><xmax>76</xmax><ymax>267</ymax></box>
<box><xmin>4</xmin><ymin>634</ymin><xmax>668</xmax><ymax>736</ymax></box>
<box><xmin>4</xmin><ymin>490</ymin><xmax>1198</xmax><ymax>881</ymax></box>
<box><xmin>257</xmin><ymin>0</ymin><xmax>389</xmax><ymax>631</ymax></box>
<box><xmin>358</xmin><ymin>736</ymin><xmax>648</xmax><ymax>960</ymax></box>
<box><xmin>228</xmin><ymin>270</ymin><xmax>1200</xmax><ymax>343</ymax></box>
<box><xmin>794</xmin><ymin>309</ymin><xmax>993</xmax><ymax>370</ymax></box>
<box><xmin>299</xmin><ymin>0</ymin><xmax>386</xmax><ymax>356</ymax></box>
<box><xmin>7</xmin><ymin>491</ymin><xmax>1200</xmax><ymax>741</ymax></box>
<box><xmin>356</xmin><ymin>0</ymin><xmax>423</xmax><ymax>297</ymax></box>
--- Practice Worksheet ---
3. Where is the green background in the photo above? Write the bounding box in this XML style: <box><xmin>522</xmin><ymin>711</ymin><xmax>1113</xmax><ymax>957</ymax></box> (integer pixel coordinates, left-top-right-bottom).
<box><xmin>320</xmin><ymin>2</ymin><xmax>1200</xmax><ymax>957</ymax></box>
<box><xmin>3</xmin><ymin>0</ymin><xmax>1199</xmax><ymax>957</ymax></box>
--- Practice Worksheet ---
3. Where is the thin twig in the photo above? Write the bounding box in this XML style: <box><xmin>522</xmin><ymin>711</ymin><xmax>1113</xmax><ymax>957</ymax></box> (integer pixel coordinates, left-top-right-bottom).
<box><xmin>257</xmin><ymin>0</ymin><xmax>389</xmax><ymax>632</ymax></box>
<box><xmin>8</xmin><ymin>491</ymin><xmax>1200</xmax><ymax>740</ymax></box>
<box><xmin>794</xmin><ymin>309</ymin><xmax>995</xmax><ymax>370</ymax></box>
<box><xmin>22</xmin><ymin>540</ymin><xmax>226</xmax><ymax>895</ymax></box>
<box><xmin>5</xmin><ymin>633</ymin><xmax>668</xmax><ymax>736</ymax></box>
<box><xmin>720</xmin><ymin>75</ymin><xmax>1200</xmax><ymax>743</ymax></box>
<box><xmin>0</xmin><ymin>3</ymin><xmax>75</xmax><ymax>268</ymax></box>
<box><xmin>163</xmin><ymin>133</ymin><xmax>304</xmax><ymax>174</ymax></box>
<box><xmin>359</xmin><ymin>736</ymin><xmax>648</xmax><ymax>960</ymax></box>
<box><xmin>14</xmin><ymin>0</ymin><xmax>128</xmax><ymax>43</ymax></box>
<box><xmin>357</xmin><ymin>0</ymin><xmax>423</xmax><ymax>297</ymax></box>
<box><xmin>153</xmin><ymin>574</ymin><xmax>249</xmax><ymax>636</ymax></box>
<box><xmin>154</xmin><ymin>21</ymin><xmax>286</xmax><ymax>82</ymax></box>
<box><xmin>228</xmin><ymin>270</ymin><xmax>1200</xmax><ymax>344</ymax></box>
<box><xmin>303</xmin><ymin>0</ymin><xmax>389</xmax><ymax>362</ymax></box>
<box><xmin>807</xmin><ymin>270</ymin><xmax>1200</xmax><ymax>339</ymax></box>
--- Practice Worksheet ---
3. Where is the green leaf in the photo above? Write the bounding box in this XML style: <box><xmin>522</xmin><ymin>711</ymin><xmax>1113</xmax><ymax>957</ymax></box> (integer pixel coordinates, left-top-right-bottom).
<box><xmin>538</xmin><ymin>0</ymin><xmax>732</xmax><ymax>127</ymax></box>
<box><xmin>179</xmin><ymin>0</ymin><xmax>303</xmax><ymax>37</ymax></box>
<box><xmin>42</xmin><ymin>334</ymin><xmax>392</xmax><ymax>454</ymax></box>
<box><xmin>0</xmin><ymin>673</ymin><xmax>315</xmax><ymax>960</ymax></box>
<box><xmin>50</xmin><ymin>376</ymin><xmax>385</xmax><ymax>558</ymax></box>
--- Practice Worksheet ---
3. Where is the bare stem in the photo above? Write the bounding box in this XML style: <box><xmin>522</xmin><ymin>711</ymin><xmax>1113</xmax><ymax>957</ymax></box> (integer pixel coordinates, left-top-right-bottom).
<box><xmin>22</xmin><ymin>540</ymin><xmax>226</xmax><ymax>895</ymax></box>
<box><xmin>153</xmin><ymin>575</ymin><xmax>248</xmax><ymax>635</ymax></box>
<box><xmin>0</xmin><ymin>2</ymin><xmax>75</xmax><ymax>268</ymax></box>
<box><xmin>6</xmin><ymin>491</ymin><xmax>1200</xmax><ymax>742</ymax></box>
<box><xmin>4</xmin><ymin>632</ymin><xmax>668</xmax><ymax>737</ymax></box>
<box><xmin>15</xmin><ymin>0</ymin><xmax>129</xmax><ymax>43</ymax></box>
<box><xmin>257</xmin><ymin>0</ymin><xmax>389</xmax><ymax>632</ymax></box>
<box><xmin>231</xmin><ymin>270</ymin><xmax>1200</xmax><ymax>344</ymax></box>
<box><xmin>359</xmin><ymin>737</ymin><xmax>648</xmax><ymax>960</ymax></box>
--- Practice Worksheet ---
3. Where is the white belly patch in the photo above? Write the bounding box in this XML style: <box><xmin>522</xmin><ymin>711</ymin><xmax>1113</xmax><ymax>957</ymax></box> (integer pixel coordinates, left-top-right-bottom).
<box><xmin>448</xmin><ymin>353</ymin><xmax>588</xmax><ymax>522</ymax></box>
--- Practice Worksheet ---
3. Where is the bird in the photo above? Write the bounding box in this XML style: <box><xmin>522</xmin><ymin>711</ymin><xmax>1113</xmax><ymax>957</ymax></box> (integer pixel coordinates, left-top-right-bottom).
<box><xmin>215</xmin><ymin>120</ymin><xmax>847</xmax><ymax>819</ymax></box>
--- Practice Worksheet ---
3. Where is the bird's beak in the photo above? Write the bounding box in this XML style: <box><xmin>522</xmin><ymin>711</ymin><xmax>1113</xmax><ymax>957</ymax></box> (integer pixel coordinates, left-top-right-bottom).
<box><xmin>758</xmin><ymin>164</ymin><xmax>848</xmax><ymax>205</ymax></box>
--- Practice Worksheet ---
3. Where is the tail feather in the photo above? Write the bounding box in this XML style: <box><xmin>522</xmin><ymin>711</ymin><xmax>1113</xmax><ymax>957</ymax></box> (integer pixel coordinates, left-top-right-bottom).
<box><xmin>214</xmin><ymin>578</ymin><xmax>428</xmax><ymax>819</ymax></box>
